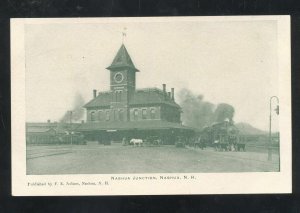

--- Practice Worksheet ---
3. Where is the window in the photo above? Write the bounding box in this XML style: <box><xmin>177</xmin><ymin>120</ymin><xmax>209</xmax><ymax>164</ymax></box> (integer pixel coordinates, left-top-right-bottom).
<box><xmin>150</xmin><ymin>108</ymin><xmax>156</xmax><ymax>119</ymax></box>
<box><xmin>91</xmin><ymin>111</ymin><xmax>96</xmax><ymax>121</ymax></box>
<box><xmin>116</xmin><ymin>91</ymin><xmax>122</xmax><ymax>102</ymax></box>
<box><xmin>114</xmin><ymin>110</ymin><xmax>119</xmax><ymax>121</ymax></box>
<box><xmin>133</xmin><ymin>109</ymin><xmax>139</xmax><ymax>121</ymax></box>
<box><xmin>142</xmin><ymin>109</ymin><xmax>147</xmax><ymax>119</ymax></box>
<box><xmin>98</xmin><ymin>111</ymin><xmax>104</xmax><ymax>121</ymax></box>
<box><xmin>106</xmin><ymin>111</ymin><xmax>110</xmax><ymax>121</ymax></box>
<box><xmin>119</xmin><ymin>110</ymin><xmax>124</xmax><ymax>121</ymax></box>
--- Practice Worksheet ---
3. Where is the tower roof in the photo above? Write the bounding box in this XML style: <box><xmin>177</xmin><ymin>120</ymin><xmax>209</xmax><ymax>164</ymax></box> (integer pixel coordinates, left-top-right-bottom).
<box><xmin>106</xmin><ymin>44</ymin><xmax>139</xmax><ymax>72</ymax></box>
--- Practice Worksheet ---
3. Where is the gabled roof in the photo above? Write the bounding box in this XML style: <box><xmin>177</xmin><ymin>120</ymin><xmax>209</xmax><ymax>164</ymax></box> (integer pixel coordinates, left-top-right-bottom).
<box><xmin>106</xmin><ymin>44</ymin><xmax>139</xmax><ymax>72</ymax></box>
<box><xmin>84</xmin><ymin>88</ymin><xmax>181</xmax><ymax>109</ymax></box>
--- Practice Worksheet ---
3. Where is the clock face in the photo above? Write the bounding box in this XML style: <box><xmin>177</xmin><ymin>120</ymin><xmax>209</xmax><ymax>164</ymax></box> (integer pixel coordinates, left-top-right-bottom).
<box><xmin>114</xmin><ymin>72</ymin><xmax>124</xmax><ymax>83</ymax></box>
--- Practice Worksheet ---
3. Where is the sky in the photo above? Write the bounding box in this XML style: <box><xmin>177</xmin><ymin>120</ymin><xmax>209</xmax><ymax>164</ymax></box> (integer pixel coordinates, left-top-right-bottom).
<box><xmin>25</xmin><ymin>18</ymin><xmax>279</xmax><ymax>131</ymax></box>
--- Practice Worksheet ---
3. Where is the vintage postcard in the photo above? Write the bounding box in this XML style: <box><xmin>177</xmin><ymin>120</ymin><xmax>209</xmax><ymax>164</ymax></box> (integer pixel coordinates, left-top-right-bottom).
<box><xmin>11</xmin><ymin>16</ymin><xmax>291</xmax><ymax>196</ymax></box>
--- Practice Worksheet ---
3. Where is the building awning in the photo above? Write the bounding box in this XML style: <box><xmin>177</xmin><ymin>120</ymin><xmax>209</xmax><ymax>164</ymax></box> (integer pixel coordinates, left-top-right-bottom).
<box><xmin>77</xmin><ymin>120</ymin><xmax>194</xmax><ymax>132</ymax></box>
<box><xmin>26</xmin><ymin>127</ymin><xmax>56</xmax><ymax>135</ymax></box>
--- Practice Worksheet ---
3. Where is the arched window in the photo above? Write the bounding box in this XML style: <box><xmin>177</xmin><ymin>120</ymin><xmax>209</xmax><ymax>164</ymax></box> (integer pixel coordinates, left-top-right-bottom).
<box><xmin>98</xmin><ymin>111</ymin><xmax>104</xmax><ymax>121</ymax></box>
<box><xmin>142</xmin><ymin>109</ymin><xmax>147</xmax><ymax>119</ymax></box>
<box><xmin>90</xmin><ymin>111</ymin><xmax>96</xmax><ymax>121</ymax></box>
<box><xmin>133</xmin><ymin>109</ymin><xmax>139</xmax><ymax>121</ymax></box>
<box><xmin>106</xmin><ymin>111</ymin><xmax>110</xmax><ymax>121</ymax></box>
<box><xmin>119</xmin><ymin>110</ymin><xmax>124</xmax><ymax>121</ymax></box>
<box><xmin>114</xmin><ymin>110</ymin><xmax>119</xmax><ymax>121</ymax></box>
<box><xmin>150</xmin><ymin>108</ymin><xmax>156</xmax><ymax>119</ymax></box>
<box><xmin>116</xmin><ymin>91</ymin><xmax>122</xmax><ymax>102</ymax></box>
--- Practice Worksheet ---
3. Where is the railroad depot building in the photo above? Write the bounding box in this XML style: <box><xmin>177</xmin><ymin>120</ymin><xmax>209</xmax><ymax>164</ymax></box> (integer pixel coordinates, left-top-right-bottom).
<box><xmin>78</xmin><ymin>44</ymin><xmax>194</xmax><ymax>144</ymax></box>
<box><xmin>26</xmin><ymin>121</ymin><xmax>83</xmax><ymax>145</ymax></box>
<box><xmin>26</xmin><ymin>121</ymin><xmax>57</xmax><ymax>144</ymax></box>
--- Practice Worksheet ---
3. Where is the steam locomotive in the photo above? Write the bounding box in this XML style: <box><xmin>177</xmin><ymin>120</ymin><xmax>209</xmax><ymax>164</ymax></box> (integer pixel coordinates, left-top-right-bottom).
<box><xmin>198</xmin><ymin>120</ymin><xmax>245</xmax><ymax>151</ymax></box>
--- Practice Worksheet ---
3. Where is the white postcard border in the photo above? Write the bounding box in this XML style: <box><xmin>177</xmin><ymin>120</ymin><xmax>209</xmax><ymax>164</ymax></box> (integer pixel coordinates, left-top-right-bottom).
<box><xmin>11</xmin><ymin>16</ymin><xmax>291</xmax><ymax>196</ymax></box>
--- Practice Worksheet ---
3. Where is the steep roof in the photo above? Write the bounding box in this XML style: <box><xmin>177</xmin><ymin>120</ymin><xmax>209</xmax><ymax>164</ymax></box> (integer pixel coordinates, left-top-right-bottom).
<box><xmin>84</xmin><ymin>92</ymin><xmax>111</xmax><ymax>108</ymax></box>
<box><xmin>84</xmin><ymin>88</ymin><xmax>181</xmax><ymax>109</ymax></box>
<box><xmin>77</xmin><ymin>120</ymin><xmax>192</xmax><ymax>131</ymax></box>
<box><xmin>130</xmin><ymin>88</ymin><xmax>181</xmax><ymax>108</ymax></box>
<box><xmin>106</xmin><ymin>44</ymin><xmax>139</xmax><ymax>72</ymax></box>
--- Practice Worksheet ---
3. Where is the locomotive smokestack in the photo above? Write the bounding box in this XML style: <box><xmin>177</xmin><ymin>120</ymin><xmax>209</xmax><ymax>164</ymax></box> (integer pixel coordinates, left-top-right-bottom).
<box><xmin>93</xmin><ymin>89</ymin><xmax>97</xmax><ymax>98</ymax></box>
<box><xmin>171</xmin><ymin>88</ymin><xmax>175</xmax><ymax>101</ymax></box>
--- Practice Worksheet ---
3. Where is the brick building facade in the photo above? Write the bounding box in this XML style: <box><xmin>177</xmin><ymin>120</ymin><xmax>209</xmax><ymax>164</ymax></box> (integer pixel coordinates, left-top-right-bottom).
<box><xmin>78</xmin><ymin>44</ymin><xmax>193</xmax><ymax>144</ymax></box>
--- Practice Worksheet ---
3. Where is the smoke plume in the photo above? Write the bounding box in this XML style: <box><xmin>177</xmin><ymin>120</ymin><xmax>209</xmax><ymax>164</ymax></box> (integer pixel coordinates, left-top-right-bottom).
<box><xmin>178</xmin><ymin>88</ymin><xmax>235</xmax><ymax>129</ymax></box>
<box><xmin>213</xmin><ymin>103</ymin><xmax>235</xmax><ymax>123</ymax></box>
<box><xmin>60</xmin><ymin>93</ymin><xmax>85</xmax><ymax>123</ymax></box>
<box><xmin>178</xmin><ymin>89</ymin><xmax>214</xmax><ymax>129</ymax></box>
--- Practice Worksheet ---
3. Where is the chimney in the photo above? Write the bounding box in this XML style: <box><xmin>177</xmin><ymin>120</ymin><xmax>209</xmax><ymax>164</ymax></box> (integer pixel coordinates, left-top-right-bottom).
<box><xmin>171</xmin><ymin>88</ymin><xmax>175</xmax><ymax>101</ymax></box>
<box><xmin>93</xmin><ymin>89</ymin><xmax>97</xmax><ymax>98</ymax></box>
<box><xmin>162</xmin><ymin>84</ymin><xmax>166</xmax><ymax>100</ymax></box>
<box><xmin>168</xmin><ymin>92</ymin><xmax>171</xmax><ymax>99</ymax></box>
<box><xmin>47</xmin><ymin>119</ymin><xmax>50</xmax><ymax>123</ymax></box>
<box><xmin>162</xmin><ymin>84</ymin><xmax>166</xmax><ymax>93</ymax></box>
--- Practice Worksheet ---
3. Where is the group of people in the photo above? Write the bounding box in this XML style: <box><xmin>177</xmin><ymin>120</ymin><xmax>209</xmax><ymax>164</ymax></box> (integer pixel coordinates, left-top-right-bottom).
<box><xmin>182</xmin><ymin>137</ymin><xmax>206</xmax><ymax>150</ymax></box>
<box><xmin>213</xmin><ymin>139</ymin><xmax>246</xmax><ymax>152</ymax></box>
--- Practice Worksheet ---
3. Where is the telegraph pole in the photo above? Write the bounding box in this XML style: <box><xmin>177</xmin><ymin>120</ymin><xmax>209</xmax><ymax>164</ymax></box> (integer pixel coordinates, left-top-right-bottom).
<box><xmin>268</xmin><ymin>96</ymin><xmax>279</xmax><ymax>161</ymax></box>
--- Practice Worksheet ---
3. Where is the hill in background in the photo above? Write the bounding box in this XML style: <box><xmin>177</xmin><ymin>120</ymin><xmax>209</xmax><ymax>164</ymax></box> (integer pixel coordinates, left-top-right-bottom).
<box><xmin>235</xmin><ymin>122</ymin><xmax>267</xmax><ymax>135</ymax></box>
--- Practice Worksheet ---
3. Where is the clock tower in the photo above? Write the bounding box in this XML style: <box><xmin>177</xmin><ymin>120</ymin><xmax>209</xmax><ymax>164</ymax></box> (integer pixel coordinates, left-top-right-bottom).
<box><xmin>106</xmin><ymin>44</ymin><xmax>139</xmax><ymax>114</ymax></box>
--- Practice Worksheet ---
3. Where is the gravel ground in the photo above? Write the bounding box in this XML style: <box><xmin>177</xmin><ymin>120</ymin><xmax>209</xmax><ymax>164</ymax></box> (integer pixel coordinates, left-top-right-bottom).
<box><xmin>26</xmin><ymin>144</ymin><xmax>279</xmax><ymax>175</ymax></box>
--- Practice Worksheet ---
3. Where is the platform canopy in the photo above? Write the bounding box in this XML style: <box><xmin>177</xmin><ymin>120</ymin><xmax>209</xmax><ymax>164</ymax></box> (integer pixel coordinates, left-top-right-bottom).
<box><xmin>77</xmin><ymin>120</ymin><xmax>193</xmax><ymax>132</ymax></box>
